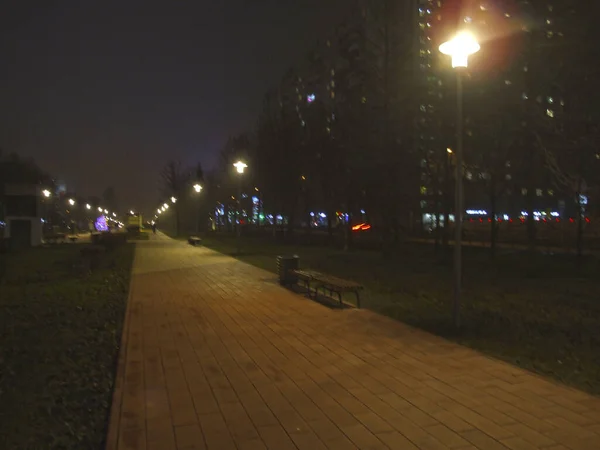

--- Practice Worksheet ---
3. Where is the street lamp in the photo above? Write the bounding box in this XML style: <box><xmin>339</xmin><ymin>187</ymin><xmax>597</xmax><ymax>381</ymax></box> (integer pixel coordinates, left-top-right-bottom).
<box><xmin>98</xmin><ymin>207</ymin><xmax>103</xmax><ymax>212</ymax></box>
<box><xmin>439</xmin><ymin>31</ymin><xmax>480</xmax><ymax>329</ymax></box>
<box><xmin>193</xmin><ymin>184</ymin><xmax>203</xmax><ymax>233</ymax></box>
<box><xmin>171</xmin><ymin>196</ymin><xmax>177</xmax><ymax>203</ymax></box>
<box><xmin>86</xmin><ymin>203</ymin><xmax>91</xmax><ymax>210</ymax></box>
<box><xmin>233</xmin><ymin>161</ymin><xmax>247</xmax><ymax>254</ymax></box>
<box><xmin>42</xmin><ymin>189</ymin><xmax>51</xmax><ymax>198</ymax></box>
<box><xmin>68</xmin><ymin>198</ymin><xmax>75</xmax><ymax>206</ymax></box>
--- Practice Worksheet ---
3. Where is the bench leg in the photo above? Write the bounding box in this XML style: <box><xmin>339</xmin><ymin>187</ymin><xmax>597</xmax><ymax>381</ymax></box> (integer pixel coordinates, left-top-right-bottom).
<box><xmin>355</xmin><ymin>291</ymin><xmax>361</xmax><ymax>309</ymax></box>
<box><xmin>338</xmin><ymin>291</ymin><xmax>342</xmax><ymax>306</ymax></box>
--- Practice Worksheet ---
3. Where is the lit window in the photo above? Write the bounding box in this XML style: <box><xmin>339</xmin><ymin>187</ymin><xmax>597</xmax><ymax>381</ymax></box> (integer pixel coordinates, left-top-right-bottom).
<box><xmin>505</xmin><ymin>161</ymin><xmax>511</xmax><ymax>168</ymax></box>
<box><xmin>330</xmin><ymin>80</ymin><xmax>335</xmax><ymax>88</ymax></box>
<box><xmin>301</xmin><ymin>120</ymin><xmax>306</xmax><ymax>127</ymax></box>
<box><xmin>419</xmin><ymin>8</ymin><xmax>425</xmax><ymax>16</ymax></box>
<box><xmin>420</xmin><ymin>186</ymin><xmax>427</xmax><ymax>195</ymax></box>
<box><xmin>505</xmin><ymin>174</ymin><xmax>512</xmax><ymax>181</ymax></box>
<box><xmin>466</xmin><ymin>171</ymin><xmax>473</xmax><ymax>180</ymax></box>
<box><xmin>505</xmin><ymin>13</ymin><xmax>511</xmax><ymax>18</ymax></box>
<box><xmin>427</xmin><ymin>22</ymin><xmax>431</xmax><ymax>27</ymax></box>
<box><xmin>536</xmin><ymin>189</ymin><xmax>543</xmax><ymax>196</ymax></box>
<box><xmin>546</xmin><ymin>19</ymin><xmax>552</xmax><ymax>25</ymax></box>
<box><xmin>547</xmin><ymin>31</ymin><xmax>554</xmax><ymax>38</ymax></box>
<box><xmin>523</xmin><ymin>66</ymin><xmax>528</xmax><ymax>72</ymax></box>
<box><xmin>547</xmin><ymin>109</ymin><xmax>554</xmax><ymax>118</ymax></box>
<box><xmin>480</xmin><ymin>4</ymin><xmax>487</xmax><ymax>10</ymax></box>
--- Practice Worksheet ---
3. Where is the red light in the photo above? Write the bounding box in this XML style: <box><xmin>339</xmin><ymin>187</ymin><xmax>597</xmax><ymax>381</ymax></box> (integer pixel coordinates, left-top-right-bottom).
<box><xmin>497</xmin><ymin>219</ymin><xmax>502</xmax><ymax>222</ymax></box>
<box><xmin>479</xmin><ymin>218</ymin><xmax>483</xmax><ymax>223</ymax></box>
<box><xmin>556</xmin><ymin>218</ymin><xmax>560</xmax><ymax>222</ymax></box>
<box><xmin>488</xmin><ymin>218</ymin><xmax>492</xmax><ymax>222</ymax></box>
<box><xmin>542</xmin><ymin>218</ymin><xmax>547</xmax><ymax>222</ymax></box>
<box><xmin>569</xmin><ymin>218</ymin><xmax>575</xmax><ymax>223</ymax></box>
<box><xmin>586</xmin><ymin>217</ymin><xmax>591</xmax><ymax>223</ymax></box>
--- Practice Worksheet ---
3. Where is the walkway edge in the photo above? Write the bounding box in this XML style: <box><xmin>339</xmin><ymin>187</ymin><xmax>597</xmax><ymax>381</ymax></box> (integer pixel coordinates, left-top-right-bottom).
<box><xmin>105</xmin><ymin>245</ymin><xmax>137</xmax><ymax>450</ymax></box>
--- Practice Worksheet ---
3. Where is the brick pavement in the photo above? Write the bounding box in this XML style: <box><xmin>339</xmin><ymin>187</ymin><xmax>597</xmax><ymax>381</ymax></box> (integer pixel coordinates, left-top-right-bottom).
<box><xmin>106</xmin><ymin>232</ymin><xmax>600</xmax><ymax>450</ymax></box>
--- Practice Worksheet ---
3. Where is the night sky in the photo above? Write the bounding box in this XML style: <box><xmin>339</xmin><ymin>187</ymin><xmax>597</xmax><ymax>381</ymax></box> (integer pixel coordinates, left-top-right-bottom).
<box><xmin>0</xmin><ymin>0</ymin><xmax>348</xmax><ymax>214</ymax></box>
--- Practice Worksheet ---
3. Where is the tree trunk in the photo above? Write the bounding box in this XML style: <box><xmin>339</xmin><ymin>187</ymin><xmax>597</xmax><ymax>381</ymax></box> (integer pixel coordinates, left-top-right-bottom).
<box><xmin>443</xmin><ymin>154</ymin><xmax>451</xmax><ymax>249</ymax></box>
<box><xmin>576</xmin><ymin>178</ymin><xmax>584</xmax><ymax>258</ymax></box>
<box><xmin>489</xmin><ymin>179</ymin><xmax>498</xmax><ymax>259</ymax></box>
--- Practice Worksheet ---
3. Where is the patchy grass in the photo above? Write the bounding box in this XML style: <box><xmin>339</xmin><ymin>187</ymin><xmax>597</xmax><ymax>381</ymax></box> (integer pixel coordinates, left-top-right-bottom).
<box><xmin>0</xmin><ymin>243</ymin><xmax>135</xmax><ymax>450</ymax></box>
<box><xmin>201</xmin><ymin>233</ymin><xmax>600</xmax><ymax>395</ymax></box>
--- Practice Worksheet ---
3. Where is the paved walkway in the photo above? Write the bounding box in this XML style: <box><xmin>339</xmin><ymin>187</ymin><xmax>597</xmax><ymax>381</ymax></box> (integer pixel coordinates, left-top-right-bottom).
<box><xmin>106</xmin><ymin>233</ymin><xmax>600</xmax><ymax>450</ymax></box>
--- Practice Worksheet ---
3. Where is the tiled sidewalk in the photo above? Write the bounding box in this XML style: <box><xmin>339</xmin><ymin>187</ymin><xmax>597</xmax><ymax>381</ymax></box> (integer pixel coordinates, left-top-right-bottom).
<box><xmin>106</xmin><ymin>233</ymin><xmax>600</xmax><ymax>450</ymax></box>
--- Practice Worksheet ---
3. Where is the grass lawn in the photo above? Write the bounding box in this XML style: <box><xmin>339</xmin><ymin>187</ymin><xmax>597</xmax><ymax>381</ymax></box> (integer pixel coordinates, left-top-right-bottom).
<box><xmin>200</xmin><ymin>232</ymin><xmax>600</xmax><ymax>395</ymax></box>
<box><xmin>0</xmin><ymin>243</ymin><xmax>134</xmax><ymax>449</ymax></box>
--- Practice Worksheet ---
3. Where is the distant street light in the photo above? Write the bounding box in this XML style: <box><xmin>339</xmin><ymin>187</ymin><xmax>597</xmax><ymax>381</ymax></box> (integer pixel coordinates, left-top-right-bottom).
<box><xmin>112</xmin><ymin>212</ymin><xmax>116</xmax><ymax>217</ymax></box>
<box><xmin>163</xmin><ymin>203</ymin><xmax>169</xmax><ymax>209</ymax></box>
<box><xmin>171</xmin><ymin>196</ymin><xmax>177</xmax><ymax>203</ymax></box>
<box><xmin>193</xmin><ymin>183</ymin><xmax>202</xmax><ymax>193</ymax></box>
<box><xmin>98</xmin><ymin>207</ymin><xmax>103</xmax><ymax>212</ymax></box>
<box><xmin>439</xmin><ymin>31</ymin><xmax>480</xmax><ymax>329</ymax></box>
<box><xmin>104</xmin><ymin>209</ymin><xmax>109</xmax><ymax>214</ymax></box>
<box><xmin>233</xmin><ymin>161</ymin><xmax>248</xmax><ymax>174</ymax></box>
<box><xmin>68</xmin><ymin>198</ymin><xmax>75</xmax><ymax>206</ymax></box>
<box><xmin>157</xmin><ymin>208</ymin><xmax>161</xmax><ymax>214</ymax></box>
<box><xmin>233</xmin><ymin>161</ymin><xmax>247</xmax><ymax>254</ymax></box>
<box><xmin>85</xmin><ymin>203</ymin><xmax>91</xmax><ymax>210</ymax></box>
<box><xmin>130</xmin><ymin>210</ymin><xmax>135</xmax><ymax>215</ymax></box>
<box><xmin>42</xmin><ymin>189</ymin><xmax>51</xmax><ymax>198</ymax></box>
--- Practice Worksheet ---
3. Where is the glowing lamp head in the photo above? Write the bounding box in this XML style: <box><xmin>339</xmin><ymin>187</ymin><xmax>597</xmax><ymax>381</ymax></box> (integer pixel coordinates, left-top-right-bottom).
<box><xmin>86</xmin><ymin>203</ymin><xmax>91</xmax><ymax>210</ymax></box>
<box><xmin>112</xmin><ymin>212</ymin><xmax>116</xmax><ymax>217</ymax></box>
<box><xmin>193</xmin><ymin>183</ymin><xmax>202</xmax><ymax>193</ymax></box>
<box><xmin>104</xmin><ymin>209</ymin><xmax>109</xmax><ymax>214</ymax></box>
<box><xmin>171</xmin><ymin>196</ymin><xmax>177</xmax><ymax>203</ymax></box>
<box><xmin>42</xmin><ymin>189</ymin><xmax>51</xmax><ymax>198</ymax></box>
<box><xmin>163</xmin><ymin>203</ymin><xmax>169</xmax><ymax>209</ymax></box>
<box><xmin>68</xmin><ymin>198</ymin><xmax>75</xmax><ymax>206</ymax></box>
<box><xmin>98</xmin><ymin>207</ymin><xmax>103</xmax><ymax>212</ymax></box>
<box><xmin>439</xmin><ymin>32</ymin><xmax>480</xmax><ymax>68</ymax></box>
<box><xmin>130</xmin><ymin>210</ymin><xmax>135</xmax><ymax>215</ymax></box>
<box><xmin>233</xmin><ymin>161</ymin><xmax>248</xmax><ymax>174</ymax></box>
<box><xmin>157</xmin><ymin>208</ymin><xmax>161</xmax><ymax>214</ymax></box>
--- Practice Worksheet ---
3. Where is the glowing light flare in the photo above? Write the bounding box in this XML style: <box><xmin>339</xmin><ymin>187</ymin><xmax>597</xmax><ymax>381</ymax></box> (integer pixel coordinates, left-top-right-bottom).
<box><xmin>193</xmin><ymin>183</ymin><xmax>202</xmax><ymax>193</ymax></box>
<box><xmin>233</xmin><ymin>161</ymin><xmax>248</xmax><ymax>174</ymax></box>
<box><xmin>68</xmin><ymin>198</ymin><xmax>75</xmax><ymax>206</ymax></box>
<box><xmin>85</xmin><ymin>203</ymin><xmax>91</xmax><ymax>210</ymax></box>
<box><xmin>171</xmin><ymin>196</ymin><xmax>177</xmax><ymax>203</ymax></box>
<box><xmin>42</xmin><ymin>189</ymin><xmax>51</xmax><ymax>198</ymax></box>
<box><xmin>439</xmin><ymin>32</ymin><xmax>480</xmax><ymax>68</ymax></box>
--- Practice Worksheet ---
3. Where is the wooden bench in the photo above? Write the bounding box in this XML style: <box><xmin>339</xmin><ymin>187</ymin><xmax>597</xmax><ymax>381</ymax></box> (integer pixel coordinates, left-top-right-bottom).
<box><xmin>44</xmin><ymin>233</ymin><xmax>66</xmax><ymax>244</ymax></box>
<box><xmin>68</xmin><ymin>235</ymin><xmax>78</xmax><ymax>243</ymax></box>
<box><xmin>291</xmin><ymin>269</ymin><xmax>363</xmax><ymax>308</ymax></box>
<box><xmin>188</xmin><ymin>236</ymin><xmax>202</xmax><ymax>246</ymax></box>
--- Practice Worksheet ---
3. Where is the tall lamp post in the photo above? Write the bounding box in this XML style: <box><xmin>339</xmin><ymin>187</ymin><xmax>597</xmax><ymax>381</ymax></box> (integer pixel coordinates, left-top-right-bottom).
<box><xmin>439</xmin><ymin>31</ymin><xmax>480</xmax><ymax>329</ymax></box>
<box><xmin>193</xmin><ymin>183</ymin><xmax>203</xmax><ymax>234</ymax></box>
<box><xmin>233</xmin><ymin>161</ymin><xmax>248</xmax><ymax>254</ymax></box>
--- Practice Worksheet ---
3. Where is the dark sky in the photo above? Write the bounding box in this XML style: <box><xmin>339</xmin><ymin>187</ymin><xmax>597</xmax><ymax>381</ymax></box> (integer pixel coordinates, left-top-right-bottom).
<box><xmin>0</xmin><ymin>0</ymin><xmax>347</xmax><ymax>214</ymax></box>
